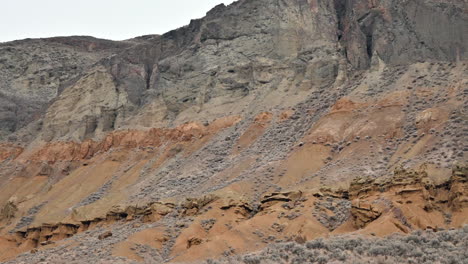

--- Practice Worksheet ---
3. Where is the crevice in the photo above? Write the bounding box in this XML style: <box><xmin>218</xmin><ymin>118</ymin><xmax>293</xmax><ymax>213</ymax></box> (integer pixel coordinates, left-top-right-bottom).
<box><xmin>365</xmin><ymin>32</ymin><xmax>374</xmax><ymax>59</ymax></box>
<box><xmin>145</xmin><ymin>63</ymin><xmax>153</xmax><ymax>90</ymax></box>
<box><xmin>334</xmin><ymin>0</ymin><xmax>346</xmax><ymax>41</ymax></box>
<box><xmin>333</xmin><ymin>0</ymin><xmax>351</xmax><ymax>66</ymax></box>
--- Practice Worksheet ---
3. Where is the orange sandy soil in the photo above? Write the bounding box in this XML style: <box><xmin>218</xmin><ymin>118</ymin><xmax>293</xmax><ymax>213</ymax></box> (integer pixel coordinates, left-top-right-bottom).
<box><xmin>0</xmin><ymin>91</ymin><xmax>466</xmax><ymax>263</ymax></box>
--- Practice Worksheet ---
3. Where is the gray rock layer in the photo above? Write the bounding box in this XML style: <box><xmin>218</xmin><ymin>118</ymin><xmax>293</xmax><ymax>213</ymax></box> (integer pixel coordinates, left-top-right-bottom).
<box><xmin>0</xmin><ymin>0</ymin><xmax>466</xmax><ymax>143</ymax></box>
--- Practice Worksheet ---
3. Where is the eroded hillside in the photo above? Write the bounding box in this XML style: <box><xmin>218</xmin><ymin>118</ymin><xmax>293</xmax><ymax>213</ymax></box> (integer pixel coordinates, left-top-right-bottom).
<box><xmin>0</xmin><ymin>0</ymin><xmax>467</xmax><ymax>263</ymax></box>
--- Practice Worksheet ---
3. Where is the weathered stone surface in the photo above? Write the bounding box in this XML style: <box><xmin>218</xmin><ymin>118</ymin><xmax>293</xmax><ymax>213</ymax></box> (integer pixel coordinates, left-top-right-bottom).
<box><xmin>337</xmin><ymin>0</ymin><xmax>468</xmax><ymax>69</ymax></box>
<box><xmin>1</xmin><ymin>0</ymin><xmax>466</xmax><ymax>143</ymax></box>
<box><xmin>450</xmin><ymin>163</ymin><xmax>468</xmax><ymax>211</ymax></box>
<box><xmin>98</xmin><ymin>231</ymin><xmax>113</xmax><ymax>240</ymax></box>
<box><xmin>0</xmin><ymin>37</ymin><xmax>134</xmax><ymax>140</ymax></box>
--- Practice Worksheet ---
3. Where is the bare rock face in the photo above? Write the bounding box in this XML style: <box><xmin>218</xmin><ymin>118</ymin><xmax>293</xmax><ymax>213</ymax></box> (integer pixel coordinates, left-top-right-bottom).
<box><xmin>349</xmin><ymin>165</ymin><xmax>468</xmax><ymax>230</ymax></box>
<box><xmin>2</xmin><ymin>0</ymin><xmax>467</xmax><ymax>143</ymax></box>
<box><xmin>34</xmin><ymin>0</ymin><xmax>345</xmax><ymax>141</ymax></box>
<box><xmin>337</xmin><ymin>0</ymin><xmax>468</xmax><ymax>69</ymax></box>
<box><xmin>450</xmin><ymin>163</ymin><xmax>468</xmax><ymax>211</ymax></box>
<box><xmin>0</xmin><ymin>37</ymin><xmax>135</xmax><ymax>141</ymax></box>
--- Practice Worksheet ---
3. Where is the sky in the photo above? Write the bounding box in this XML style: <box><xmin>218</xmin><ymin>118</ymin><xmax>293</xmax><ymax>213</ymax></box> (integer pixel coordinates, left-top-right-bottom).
<box><xmin>0</xmin><ymin>0</ymin><xmax>236</xmax><ymax>43</ymax></box>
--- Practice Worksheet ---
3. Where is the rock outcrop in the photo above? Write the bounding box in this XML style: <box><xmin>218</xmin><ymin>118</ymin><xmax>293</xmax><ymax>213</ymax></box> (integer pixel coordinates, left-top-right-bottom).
<box><xmin>0</xmin><ymin>37</ymin><xmax>134</xmax><ymax>140</ymax></box>
<box><xmin>449</xmin><ymin>163</ymin><xmax>468</xmax><ymax>211</ymax></box>
<box><xmin>350</xmin><ymin>164</ymin><xmax>468</xmax><ymax>231</ymax></box>
<box><xmin>3</xmin><ymin>0</ymin><xmax>465</xmax><ymax>143</ymax></box>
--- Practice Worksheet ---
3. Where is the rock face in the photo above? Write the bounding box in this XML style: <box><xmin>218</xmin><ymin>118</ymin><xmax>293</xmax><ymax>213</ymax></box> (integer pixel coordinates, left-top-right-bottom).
<box><xmin>349</xmin><ymin>165</ymin><xmax>467</xmax><ymax>231</ymax></box>
<box><xmin>36</xmin><ymin>0</ymin><xmax>344</xmax><ymax>142</ymax></box>
<box><xmin>0</xmin><ymin>37</ymin><xmax>134</xmax><ymax>141</ymax></box>
<box><xmin>0</xmin><ymin>0</ymin><xmax>467</xmax><ymax>263</ymax></box>
<box><xmin>4</xmin><ymin>0</ymin><xmax>466</xmax><ymax>142</ymax></box>
<box><xmin>337</xmin><ymin>0</ymin><xmax>467</xmax><ymax>68</ymax></box>
<box><xmin>450</xmin><ymin>163</ymin><xmax>468</xmax><ymax>211</ymax></box>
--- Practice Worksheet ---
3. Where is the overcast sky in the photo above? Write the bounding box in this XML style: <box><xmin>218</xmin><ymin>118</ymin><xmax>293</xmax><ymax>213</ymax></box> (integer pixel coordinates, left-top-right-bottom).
<box><xmin>0</xmin><ymin>0</ymin><xmax>236</xmax><ymax>43</ymax></box>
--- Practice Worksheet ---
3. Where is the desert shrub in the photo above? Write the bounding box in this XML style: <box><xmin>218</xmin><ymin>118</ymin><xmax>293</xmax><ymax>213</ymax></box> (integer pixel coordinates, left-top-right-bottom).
<box><xmin>327</xmin><ymin>239</ymin><xmax>348</xmax><ymax>251</ymax></box>
<box><xmin>369</xmin><ymin>245</ymin><xmax>390</xmax><ymax>256</ymax></box>
<box><xmin>342</xmin><ymin>238</ymin><xmax>363</xmax><ymax>250</ymax></box>
<box><xmin>463</xmin><ymin>225</ymin><xmax>468</xmax><ymax>233</ymax></box>
<box><xmin>330</xmin><ymin>250</ymin><xmax>347</xmax><ymax>261</ymax></box>
<box><xmin>429</xmin><ymin>238</ymin><xmax>440</xmax><ymax>247</ymax></box>
<box><xmin>444</xmin><ymin>255</ymin><xmax>462</xmax><ymax>264</ymax></box>
<box><xmin>305</xmin><ymin>238</ymin><xmax>325</xmax><ymax>249</ymax></box>
<box><xmin>405</xmin><ymin>234</ymin><xmax>421</xmax><ymax>244</ymax></box>
<box><xmin>291</xmin><ymin>256</ymin><xmax>307</xmax><ymax>264</ymax></box>
<box><xmin>437</xmin><ymin>230</ymin><xmax>453</xmax><ymax>242</ymax></box>
<box><xmin>215</xmin><ymin>226</ymin><xmax>468</xmax><ymax>264</ymax></box>
<box><xmin>304</xmin><ymin>251</ymin><xmax>317</xmax><ymax>262</ymax></box>
<box><xmin>283</xmin><ymin>242</ymin><xmax>295</xmax><ymax>251</ymax></box>
<box><xmin>316</xmin><ymin>254</ymin><xmax>329</xmax><ymax>264</ymax></box>
<box><xmin>409</xmin><ymin>248</ymin><xmax>423</xmax><ymax>258</ymax></box>
<box><xmin>355</xmin><ymin>245</ymin><xmax>365</xmax><ymax>255</ymax></box>
<box><xmin>291</xmin><ymin>245</ymin><xmax>306</xmax><ymax>257</ymax></box>
<box><xmin>243</xmin><ymin>255</ymin><xmax>261</xmax><ymax>264</ymax></box>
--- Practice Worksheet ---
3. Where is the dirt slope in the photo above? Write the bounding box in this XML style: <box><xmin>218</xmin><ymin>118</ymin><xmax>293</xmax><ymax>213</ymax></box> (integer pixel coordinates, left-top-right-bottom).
<box><xmin>0</xmin><ymin>0</ymin><xmax>467</xmax><ymax>263</ymax></box>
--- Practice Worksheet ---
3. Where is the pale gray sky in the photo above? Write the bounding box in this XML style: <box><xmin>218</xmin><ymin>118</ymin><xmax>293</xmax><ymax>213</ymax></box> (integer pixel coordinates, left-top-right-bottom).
<box><xmin>0</xmin><ymin>0</ymin><xmax>236</xmax><ymax>42</ymax></box>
